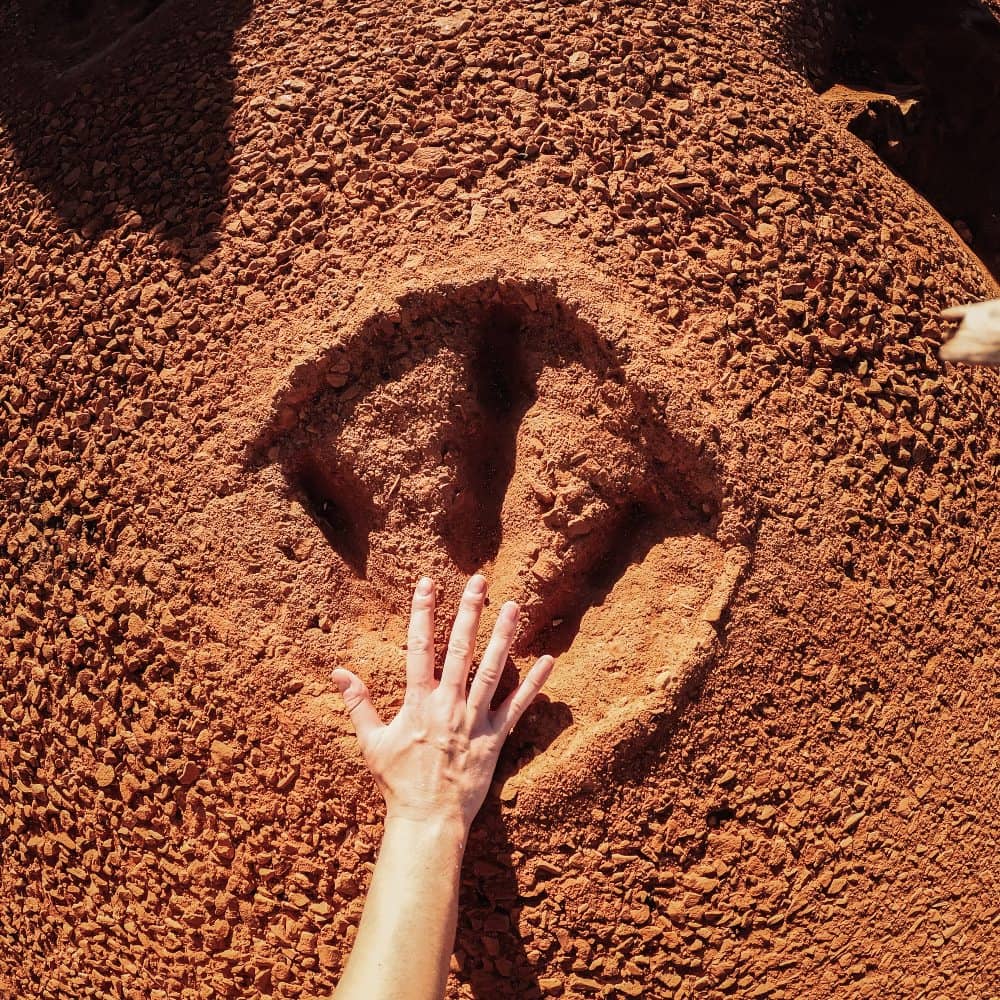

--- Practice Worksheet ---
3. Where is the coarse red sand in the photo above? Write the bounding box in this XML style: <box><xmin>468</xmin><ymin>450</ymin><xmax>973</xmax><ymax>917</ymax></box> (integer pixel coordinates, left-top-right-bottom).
<box><xmin>1</xmin><ymin>0</ymin><xmax>998</xmax><ymax>998</ymax></box>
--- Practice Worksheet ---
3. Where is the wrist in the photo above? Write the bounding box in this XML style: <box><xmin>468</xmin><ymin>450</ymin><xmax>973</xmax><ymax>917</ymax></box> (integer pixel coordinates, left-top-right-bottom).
<box><xmin>383</xmin><ymin>810</ymin><xmax>470</xmax><ymax>852</ymax></box>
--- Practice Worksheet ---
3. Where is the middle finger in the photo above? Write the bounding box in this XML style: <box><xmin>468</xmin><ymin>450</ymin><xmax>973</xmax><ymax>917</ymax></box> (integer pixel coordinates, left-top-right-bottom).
<box><xmin>439</xmin><ymin>574</ymin><xmax>487</xmax><ymax>691</ymax></box>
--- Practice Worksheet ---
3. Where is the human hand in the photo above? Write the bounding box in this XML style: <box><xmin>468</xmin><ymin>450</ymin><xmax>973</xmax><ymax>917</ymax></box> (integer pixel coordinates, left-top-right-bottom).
<box><xmin>332</xmin><ymin>574</ymin><xmax>555</xmax><ymax>833</ymax></box>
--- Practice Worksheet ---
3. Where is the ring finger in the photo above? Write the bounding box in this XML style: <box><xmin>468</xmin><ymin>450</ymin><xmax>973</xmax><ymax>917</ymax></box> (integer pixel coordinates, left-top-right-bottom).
<box><xmin>467</xmin><ymin>600</ymin><xmax>519</xmax><ymax>719</ymax></box>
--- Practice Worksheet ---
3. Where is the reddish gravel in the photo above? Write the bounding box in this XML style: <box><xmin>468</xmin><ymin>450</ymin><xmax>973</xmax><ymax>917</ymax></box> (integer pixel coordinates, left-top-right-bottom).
<box><xmin>1</xmin><ymin>1</ymin><xmax>998</xmax><ymax>998</ymax></box>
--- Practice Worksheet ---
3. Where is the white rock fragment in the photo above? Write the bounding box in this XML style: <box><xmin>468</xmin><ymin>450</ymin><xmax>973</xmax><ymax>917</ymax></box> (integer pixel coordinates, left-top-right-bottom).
<box><xmin>431</xmin><ymin>9</ymin><xmax>473</xmax><ymax>38</ymax></box>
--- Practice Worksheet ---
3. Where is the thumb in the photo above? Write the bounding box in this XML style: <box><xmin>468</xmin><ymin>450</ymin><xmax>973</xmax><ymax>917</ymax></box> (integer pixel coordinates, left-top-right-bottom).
<box><xmin>332</xmin><ymin>667</ymin><xmax>384</xmax><ymax>745</ymax></box>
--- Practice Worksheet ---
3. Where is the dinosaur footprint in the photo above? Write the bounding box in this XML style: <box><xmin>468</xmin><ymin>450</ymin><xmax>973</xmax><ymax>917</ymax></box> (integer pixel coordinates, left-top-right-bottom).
<box><xmin>254</xmin><ymin>279</ymin><xmax>747</xmax><ymax>804</ymax></box>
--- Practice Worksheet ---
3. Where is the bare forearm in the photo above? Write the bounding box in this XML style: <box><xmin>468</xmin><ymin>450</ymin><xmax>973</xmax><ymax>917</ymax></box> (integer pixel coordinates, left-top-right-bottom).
<box><xmin>335</xmin><ymin>816</ymin><xmax>467</xmax><ymax>1000</ymax></box>
<box><xmin>331</xmin><ymin>575</ymin><xmax>554</xmax><ymax>999</ymax></box>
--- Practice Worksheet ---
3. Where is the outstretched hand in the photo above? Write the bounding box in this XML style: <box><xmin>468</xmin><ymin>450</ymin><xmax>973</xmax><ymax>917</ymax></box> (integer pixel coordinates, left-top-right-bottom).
<box><xmin>332</xmin><ymin>575</ymin><xmax>555</xmax><ymax>832</ymax></box>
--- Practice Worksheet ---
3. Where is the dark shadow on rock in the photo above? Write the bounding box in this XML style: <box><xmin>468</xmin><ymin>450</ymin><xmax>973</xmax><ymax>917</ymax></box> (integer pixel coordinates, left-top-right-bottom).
<box><xmin>456</xmin><ymin>794</ymin><xmax>543</xmax><ymax>1000</ymax></box>
<box><xmin>0</xmin><ymin>0</ymin><xmax>251</xmax><ymax>262</ymax></box>
<box><xmin>810</xmin><ymin>0</ymin><xmax>1000</xmax><ymax>278</ymax></box>
<box><xmin>492</xmin><ymin>691</ymin><xmax>574</xmax><ymax>787</ymax></box>
<box><xmin>772</xmin><ymin>0</ymin><xmax>848</xmax><ymax>78</ymax></box>
<box><xmin>454</xmin><ymin>701</ymin><xmax>576</xmax><ymax>997</ymax></box>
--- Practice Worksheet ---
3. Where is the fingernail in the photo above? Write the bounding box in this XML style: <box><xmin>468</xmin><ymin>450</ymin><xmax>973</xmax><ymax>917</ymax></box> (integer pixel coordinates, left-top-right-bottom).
<box><xmin>468</xmin><ymin>575</ymin><xmax>487</xmax><ymax>595</ymax></box>
<box><xmin>332</xmin><ymin>670</ymin><xmax>349</xmax><ymax>693</ymax></box>
<box><xmin>417</xmin><ymin>576</ymin><xmax>433</xmax><ymax>595</ymax></box>
<box><xmin>504</xmin><ymin>600</ymin><xmax>520</xmax><ymax>619</ymax></box>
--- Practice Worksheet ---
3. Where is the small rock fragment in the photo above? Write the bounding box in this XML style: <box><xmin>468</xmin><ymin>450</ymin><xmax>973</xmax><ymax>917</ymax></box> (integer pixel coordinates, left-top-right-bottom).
<box><xmin>431</xmin><ymin>9</ymin><xmax>473</xmax><ymax>38</ymax></box>
<box><xmin>211</xmin><ymin>740</ymin><xmax>237</xmax><ymax>767</ymax></box>
<box><xmin>178</xmin><ymin>761</ymin><xmax>201</xmax><ymax>786</ymax></box>
<box><xmin>539</xmin><ymin>209</ymin><xmax>569</xmax><ymax>227</ymax></box>
<box><xmin>94</xmin><ymin>764</ymin><xmax>116</xmax><ymax>788</ymax></box>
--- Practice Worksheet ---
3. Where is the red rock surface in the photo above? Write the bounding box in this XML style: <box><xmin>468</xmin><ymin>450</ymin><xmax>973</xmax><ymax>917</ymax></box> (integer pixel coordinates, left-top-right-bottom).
<box><xmin>1</xmin><ymin>1</ymin><xmax>998</xmax><ymax>998</ymax></box>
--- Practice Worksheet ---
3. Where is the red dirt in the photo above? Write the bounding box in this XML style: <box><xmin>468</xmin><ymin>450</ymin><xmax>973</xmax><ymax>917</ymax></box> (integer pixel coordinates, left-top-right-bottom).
<box><xmin>1</xmin><ymin>0</ymin><xmax>998</xmax><ymax>998</ymax></box>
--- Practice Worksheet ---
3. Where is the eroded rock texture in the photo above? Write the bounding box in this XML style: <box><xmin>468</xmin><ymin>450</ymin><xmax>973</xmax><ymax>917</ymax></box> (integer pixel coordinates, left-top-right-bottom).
<box><xmin>1</xmin><ymin>1</ymin><xmax>997</xmax><ymax>997</ymax></box>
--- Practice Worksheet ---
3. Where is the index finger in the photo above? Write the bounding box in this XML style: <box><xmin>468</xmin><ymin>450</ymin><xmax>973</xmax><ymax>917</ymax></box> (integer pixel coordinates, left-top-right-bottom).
<box><xmin>406</xmin><ymin>577</ymin><xmax>436</xmax><ymax>696</ymax></box>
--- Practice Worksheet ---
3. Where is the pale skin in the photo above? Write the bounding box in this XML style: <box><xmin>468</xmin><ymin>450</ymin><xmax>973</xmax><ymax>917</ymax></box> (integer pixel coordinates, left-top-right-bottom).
<box><xmin>331</xmin><ymin>573</ymin><xmax>555</xmax><ymax>1000</ymax></box>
